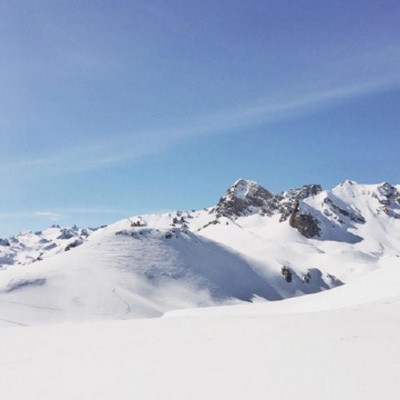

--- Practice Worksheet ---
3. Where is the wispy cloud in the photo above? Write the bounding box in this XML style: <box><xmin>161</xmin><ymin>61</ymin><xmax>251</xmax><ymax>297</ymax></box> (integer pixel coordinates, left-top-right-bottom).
<box><xmin>57</xmin><ymin>207</ymin><xmax>130</xmax><ymax>215</ymax></box>
<box><xmin>0</xmin><ymin>208</ymin><xmax>129</xmax><ymax>220</ymax></box>
<box><xmin>33</xmin><ymin>211</ymin><xmax>61</xmax><ymax>221</ymax></box>
<box><xmin>2</xmin><ymin>71</ymin><xmax>399</xmax><ymax>178</ymax></box>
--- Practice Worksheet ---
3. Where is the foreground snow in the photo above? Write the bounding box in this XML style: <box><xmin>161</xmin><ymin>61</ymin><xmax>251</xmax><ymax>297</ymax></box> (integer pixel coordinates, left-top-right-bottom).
<box><xmin>0</xmin><ymin>239</ymin><xmax>399</xmax><ymax>399</ymax></box>
<box><xmin>1</xmin><ymin>274</ymin><xmax>399</xmax><ymax>399</ymax></box>
<box><xmin>0</xmin><ymin>179</ymin><xmax>399</xmax><ymax>398</ymax></box>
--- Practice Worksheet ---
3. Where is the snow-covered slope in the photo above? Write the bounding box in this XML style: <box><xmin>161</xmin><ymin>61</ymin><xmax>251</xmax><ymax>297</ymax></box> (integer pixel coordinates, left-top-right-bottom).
<box><xmin>0</xmin><ymin>225</ymin><xmax>95</xmax><ymax>267</ymax></box>
<box><xmin>0</xmin><ymin>217</ymin><xmax>337</xmax><ymax>325</ymax></box>
<box><xmin>0</xmin><ymin>179</ymin><xmax>399</xmax><ymax>325</ymax></box>
<box><xmin>1</xmin><ymin>179</ymin><xmax>400</xmax><ymax>399</ymax></box>
<box><xmin>1</xmin><ymin>261</ymin><xmax>399</xmax><ymax>400</ymax></box>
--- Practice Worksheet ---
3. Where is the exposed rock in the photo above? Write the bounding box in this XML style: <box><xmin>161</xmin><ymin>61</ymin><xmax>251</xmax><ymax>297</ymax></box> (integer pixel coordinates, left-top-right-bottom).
<box><xmin>212</xmin><ymin>179</ymin><xmax>274</xmax><ymax>217</ymax></box>
<box><xmin>202</xmin><ymin>219</ymin><xmax>220</xmax><ymax>230</ymax></box>
<box><xmin>65</xmin><ymin>239</ymin><xmax>83</xmax><ymax>251</ymax></box>
<box><xmin>57</xmin><ymin>229</ymin><xmax>76</xmax><ymax>240</ymax></box>
<box><xmin>381</xmin><ymin>207</ymin><xmax>400</xmax><ymax>219</ymax></box>
<box><xmin>130</xmin><ymin>220</ymin><xmax>146</xmax><ymax>227</ymax></box>
<box><xmin>115</xmin><ymin>230</ymin><xmax>137</xmax><ymax>238</ymax></box>
<box><xmin>284</xmin><ymin>184</ymin><xmax>322</xmax><ymax>200</ymax></box>
<box><xmin>80</xmin><ymin>229</ymin><xmax>91</xmax><ymax>237</ymax></box>
<box><xmin>277</xmin><ymin>185</ymin><xmax>322</xmax><ymax>223</ymax></box>
<box><xmin>377</xmin><ymin>182</ymin><xmax>397</xmax><ymax>200</ymax></box>
<box><xmin>303</xmin><ymin>272</ymin><xmax>312</xmax><ymax>283</ymax></box>
<box><xmin>281</xmin><ymin>266</ymin><xmax>292</xmax><ymax>283</ymax></box>
<box><xmin>44</xmin><ymin>243</ymin><xmax>57</xmax><ymax>251</ymax></box>
<box><xmin>0</xmin><ymin>239</ymin><xmax>10</xmax><ymax>247</ymax></box>
<box><xmin>211</xmin><ymin>180</ymin><xmax>324</xmax><ymax>238</ymax></box>
<box><xmin>323</xmin><ymin>197</ymin><xmax>366</xmax><ymax>224</ymax></box>
<box><xmin>374</xmin><ymin>183</ymin><xmax>400</xmax><ymax>208</ymax></box>
<box><xmin>289</xmin><ymin>200</ymin><xmax>321</xmax><ymax>238</ymax></box>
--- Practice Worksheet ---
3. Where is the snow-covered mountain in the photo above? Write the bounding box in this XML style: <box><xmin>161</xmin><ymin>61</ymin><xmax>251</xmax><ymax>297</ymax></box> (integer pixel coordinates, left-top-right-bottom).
<box><xmin>2</xmin><ymin>239</ymin><xmax>400</xmax><ymax>399</ymax></box>
<box><xmin>0</xmin><ymin>225</ymin><xmax>97</xmax><ymax>267</ymax></box>
<box><xmin>0</xmin><ymin>179</ymin><xmax>399</xmax><ymax>325</ymax></box>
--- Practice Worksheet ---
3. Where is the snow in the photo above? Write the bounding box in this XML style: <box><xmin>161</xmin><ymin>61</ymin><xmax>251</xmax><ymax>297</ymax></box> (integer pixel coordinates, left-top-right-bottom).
<box><xmin>0</xmin><ymin>225</ymin><xmax>93</xmax><ymax>267</ymax></box>
<box><xmin>0</xmin><ymin>180</ymin><xmax>400</xmax><ymax>398</ymax></box>
<box><xmin>0</xmin><ymin>180</ymin><xmax>400</xmax><ymax>324</ymax></box>
<box><xmin>0</xmin><ymin>215</ymin><xmax>342</xmax><ymax>325</ymax></box>
<box><xmin>228</xmin><ymin>178</ymin><xmax>261</xmax><ymax>200</ymax></box>
<box><xmin>0</xmin><ymin>266</ymin><xmax>399</xmax><ymax>399</ymax></box>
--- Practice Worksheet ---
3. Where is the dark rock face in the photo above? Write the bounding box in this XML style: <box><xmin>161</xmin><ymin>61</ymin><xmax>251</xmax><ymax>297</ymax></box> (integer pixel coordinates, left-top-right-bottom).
<box><xmin>289</xmin><ymin>213</ymin><xmax>321</xmax><ymax>238</ymax></box>
<box><xmin>278</xmin><ymin>184</ymin><xmax>323</xmax><ymax>223</ymax></box>
<box><xmin>65</xmin><ymin>239</ymin><xmax>83</xmax><ymax>251</ymax></box>
<box><xmin>370</xmin><ymin>183</ymin><xmax>400</xmax><ymax>218</ymax></box>
<box><xmin>210</xmin><ymin>179</ymin><xmax>400</xmax><ymax>239</ymax></box>
<box><xmin>57</xmin><ymin>229</ymin><xmax>76</xmax><ymax>240</ymax></box>
<box><xmin>377</xmin><ymin>182</ymin><xmax>397</xmax><ymax>200</ymax></box>
<box><xmin>213</xmin><ymin>180</ymin><xmax>322</xmax><ymax>219</ymax></box>
<box><xmin>303</xmin><ymin>272</ymin><xmax>311</xmax><ymax>283</ymax></box>
<box><xmin>374</xmin><ymin>182</ymin><xmax>400</xmax><ymax>207</ymax></box>
<box><xmin>212</xmin><ymin>179</ymin><xmax>323</xmax><ymax>238</ymax></box>
<box><xmin>323</xmin><ymin>197</ymin><xmax>366</xmax><ymax>224</ymax></box>
<box><xmin>289</xmin><ymin>200</ymin><xmax>321</xmax><ymax>238</ymax></box>
<box><xmin>0</xmin><ymin>239</ymin><xmax>10</xmax><ymax>247</ymax></box>
<box><xmin>212</xmin><ymin>179</ymin><xmax>274</xmax><ymax>217</ymax></box>
<box><xmin>281</xmin><ymin>266</ymin><xmax>292</xmax><ymax>282</ymax></box>
<box><xmin>285</xmin><ymin>184</ymin><xmax>322</xmax><ymax>200</ymax></box>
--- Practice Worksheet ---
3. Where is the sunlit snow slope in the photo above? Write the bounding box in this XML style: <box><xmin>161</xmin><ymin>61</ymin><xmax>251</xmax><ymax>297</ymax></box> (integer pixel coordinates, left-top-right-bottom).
<box><xmin>0</xmin><ymin>259</ymin><xmax>399</xmax><ymax>400</ymax></box>
<box><xmin>0</xmin><ymin>179</ymin><xmax>399</xmax><ymax>325</ymax></box>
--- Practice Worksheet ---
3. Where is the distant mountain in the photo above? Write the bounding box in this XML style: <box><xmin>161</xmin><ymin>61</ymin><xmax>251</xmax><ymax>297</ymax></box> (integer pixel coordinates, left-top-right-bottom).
<box><xmin>0</xmin><ymin>179</ymin><xmax>399</xmax><ymax>325</ymax></box>
<box><xmin>0</xmin><ymin>225</ymin><xmax>96</xmax><ymax>267</ymax></box>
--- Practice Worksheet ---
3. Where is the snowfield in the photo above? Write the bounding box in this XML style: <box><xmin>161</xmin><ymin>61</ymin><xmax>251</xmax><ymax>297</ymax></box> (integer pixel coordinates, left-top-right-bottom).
<box><xmin>1</xmin><ymin>263</ymin><xmax>399</xmax><ymax>399</ymax></box>
<box><xmin>0</xmin><ymin>179</ymin><xmax>399</xmax><ymax>399</ymax></box>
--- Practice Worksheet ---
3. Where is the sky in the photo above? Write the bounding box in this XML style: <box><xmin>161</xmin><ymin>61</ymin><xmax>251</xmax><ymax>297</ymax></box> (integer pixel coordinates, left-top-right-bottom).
<box><xmin>0</xmin><ymin>0</ymin><xmax>399</xmax><ymax>237</ymax></box>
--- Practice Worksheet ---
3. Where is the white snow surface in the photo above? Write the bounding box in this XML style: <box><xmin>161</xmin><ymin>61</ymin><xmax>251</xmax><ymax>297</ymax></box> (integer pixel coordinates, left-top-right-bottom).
<box><xmin>0</xmin><ymin>180</ymin><xmax>399</xmax><ymax>324</ymax></box>
<box><xmin>1</xmin><ymin>180</ymin><xmax>400</xmax><ymax>399</ymax></box>
<box><xmin>0</xmin><ymin>261</ymin><xmax>399</xmax><ymax>399</ymax></box>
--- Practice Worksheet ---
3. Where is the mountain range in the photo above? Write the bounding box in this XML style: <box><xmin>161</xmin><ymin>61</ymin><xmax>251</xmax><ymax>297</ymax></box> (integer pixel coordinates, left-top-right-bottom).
<box><xmin>1</xmin><ymin>178</ymin><xmax>399</xmax><ymax>325</ymax></box>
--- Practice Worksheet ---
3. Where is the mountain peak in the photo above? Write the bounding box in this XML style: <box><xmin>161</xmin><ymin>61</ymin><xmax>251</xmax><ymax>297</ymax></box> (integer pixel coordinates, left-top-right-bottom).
<box><xmin>212</xmin><ymin>179</ymin><xmax>274</xmax><ymax>217</ymax></box>
<box><xmin>340</xmin><ymin>179</ymin><xmax>358</xmax><ymax>186</ymax></box>
<box><xmin>230</xmin><ymin>178</ymin><xmax>267</xmax><ymax>198</ymax></box>
<box><xmin>283</xmin><ymin>184</ymin><xmax>322</xmax><ymax>200</ymax></box>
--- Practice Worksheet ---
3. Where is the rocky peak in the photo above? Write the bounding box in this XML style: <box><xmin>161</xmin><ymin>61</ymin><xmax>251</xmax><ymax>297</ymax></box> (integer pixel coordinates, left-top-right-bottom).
<box><xmin>284</xmin><ymin>184</ymin><xmax>322</xmax><ymax>200</ymax></box>
<box><xmin>289</xmin><ymin>200</ymin><xmax>321</xmax><ymax>238</ymax></box>
<box><xmin>212</xmin><ymin>179</ymin><xmax>274</xmax><ymax>217</ymax></box>
<box><xmin>277</xmin><ymin>184</ymin><xmax>322</xmax><ymax>223</ymax></box>
<box><xmin>211</xmin><ymin>179</ymin><xmax>323</xmax><ymax>227</ymax></box>
<box><xmin>210</xmin><ymin>179</ymin><xmax>400</xmax><ymax>239</ymax></box>
<box><xmin>341</xmin><ymin>179</ymin><xmax>357</xmax><ymax>186</ymax></box>
<box><xmin>377</xmin><ymin>182</ymin><xmax>397</xmax><ymax>200</ymax></box>
<box><xmin>373</xmin><ymin>182</ymin><xmax>400</xmax><ymax>217</ymax></box>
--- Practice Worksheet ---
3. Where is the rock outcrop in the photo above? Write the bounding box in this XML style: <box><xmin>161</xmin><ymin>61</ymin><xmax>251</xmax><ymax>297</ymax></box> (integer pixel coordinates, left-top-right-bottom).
<box><xmin>212</xmin><ymin>179</ymin><xmax>322</xmax><ymax>238</ymax></box>
<box><xmin>289</xmin><ymin>200</ymin><xmax>321</xmax><ymax>238</ymax></box>
<box><xmin>0</xmin><ymin>239</ymin><xmax>10</xmax><ymax>247</ymax></box>
<box><xmin>212</xmin><ymin>179</ymin><xmax>274</xmax><ymax>217</ymax></box>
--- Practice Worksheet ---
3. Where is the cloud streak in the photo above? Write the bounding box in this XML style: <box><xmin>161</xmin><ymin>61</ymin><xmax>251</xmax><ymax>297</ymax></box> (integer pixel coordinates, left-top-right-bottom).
<box><xmin>33</xmin><ymin>211</ymin><xmax>61</xmax><ymax>221</ymax></box>
<box><xmin>2</xmin><ymin>74</ymin><xmax>399</xmax><ymax>178</ymax></box>
<box><xmin>0</xmin><ymin>208</ymin><xmax>129</xmax><ymax>220</ymax></box>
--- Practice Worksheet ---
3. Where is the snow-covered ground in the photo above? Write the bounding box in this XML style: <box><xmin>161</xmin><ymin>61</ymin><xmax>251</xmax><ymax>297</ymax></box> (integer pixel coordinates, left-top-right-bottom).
<box><xmin>1</xmin><ymin>260</ymin><xmax>399</xmax><ymax>399</ymax></box>
<box><xmin>0</xmin><ymin>179</ymin><xmax>400</xmax><ymax>398</ymax></box>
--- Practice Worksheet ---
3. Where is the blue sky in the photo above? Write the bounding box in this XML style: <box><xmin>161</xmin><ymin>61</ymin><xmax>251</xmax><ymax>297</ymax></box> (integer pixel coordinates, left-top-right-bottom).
<box><xmin>0</xmin><ymin>0</ymin><xmax>399</xmax><ymax>236</ymax></box>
